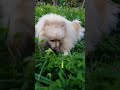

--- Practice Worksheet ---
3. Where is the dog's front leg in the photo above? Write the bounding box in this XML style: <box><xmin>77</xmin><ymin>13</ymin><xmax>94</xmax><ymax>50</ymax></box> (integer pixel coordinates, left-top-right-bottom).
<box><xmin>63</xmin><ymin>51</ymin><xmax>70</xmax><ymax>55</ymax></box>
<box><xmin>60</xmin><ymin>46</ymin><xmax>71</xmax><ymax>55</ymax></box>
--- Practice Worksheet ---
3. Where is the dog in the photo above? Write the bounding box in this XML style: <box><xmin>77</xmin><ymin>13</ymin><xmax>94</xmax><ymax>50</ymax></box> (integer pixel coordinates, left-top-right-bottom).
<box><xmin>35</xmin><ymin>13</ymin><xmax>85</xmax><ymax>55</ymax></box>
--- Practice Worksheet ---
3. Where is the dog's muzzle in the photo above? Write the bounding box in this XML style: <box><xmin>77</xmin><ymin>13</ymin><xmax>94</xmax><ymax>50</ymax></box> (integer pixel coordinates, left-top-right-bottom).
<box><xmin>45</xmin><ymin>42</ymin><xmax>60</xmax><ymax>53</ymax></box>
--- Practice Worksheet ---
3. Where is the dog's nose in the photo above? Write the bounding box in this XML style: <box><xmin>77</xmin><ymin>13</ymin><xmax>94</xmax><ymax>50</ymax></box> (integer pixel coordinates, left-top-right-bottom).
<box><xmin>54</xmin><ymin>47</ymin><xmax>60</xmax><ymax>52</ymax></box>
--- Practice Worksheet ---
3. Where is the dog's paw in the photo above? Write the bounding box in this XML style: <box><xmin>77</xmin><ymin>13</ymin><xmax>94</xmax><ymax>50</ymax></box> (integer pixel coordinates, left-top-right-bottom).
<box><xmin>63</xmin><ymin>52</ymin><xmax>69</xmax><ymax>55</ymax></box>
<box><xmin>63</xmin><ymin>51</ymin><xmax>71</xmax><ymax>56</ymax></box>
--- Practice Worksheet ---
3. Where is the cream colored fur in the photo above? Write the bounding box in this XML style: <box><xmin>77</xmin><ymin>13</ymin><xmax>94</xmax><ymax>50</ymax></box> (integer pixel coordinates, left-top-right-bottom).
<box><xmin>35</xmin><ymin>13</ymin><xmax>85</xmax><ymax>55</ymax></box>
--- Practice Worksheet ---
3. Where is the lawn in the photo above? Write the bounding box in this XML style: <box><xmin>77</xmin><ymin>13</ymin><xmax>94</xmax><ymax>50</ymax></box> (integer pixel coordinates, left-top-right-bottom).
<box><xmin>86</xmin><ymin>24</ymin><xmax>120</xmax><ymax>90</ymax></box>
<box><xmin>35</xmin><ymin>5</ymin><xmax>85</xmax><ymax>90</ymax></box>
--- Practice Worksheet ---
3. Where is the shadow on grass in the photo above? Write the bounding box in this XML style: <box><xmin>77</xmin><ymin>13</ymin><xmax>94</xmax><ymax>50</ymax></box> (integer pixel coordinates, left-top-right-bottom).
<box><xmin>0</xmin><ymin>27</ymin><xmax>34</xmax><ymax>90</ymax></box>
<box><xmin>86</xmin><ymin>20</ymin><xmax>120</xmax><ymax>90</ymax></box>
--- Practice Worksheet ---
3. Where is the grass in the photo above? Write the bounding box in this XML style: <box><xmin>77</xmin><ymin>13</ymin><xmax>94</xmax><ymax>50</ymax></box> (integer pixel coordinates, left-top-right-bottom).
<box><xmin>86</xmin><ymin>17</ymin><xmax>120</xmax><ymax>90</ymax></box>
<box><xmin>35</xmin><ymin>5</ymin><xmax>85</xmax><ymax>90</ymax></box>
<box><xmin>35</xmin><ymin>4</ymin><xmax>85</xmax><ymax>26</ymax></box>
<box><xmin>0</xmin><ymin>27</ymin><xmax>34</xmax><ymax>90</ymax></box>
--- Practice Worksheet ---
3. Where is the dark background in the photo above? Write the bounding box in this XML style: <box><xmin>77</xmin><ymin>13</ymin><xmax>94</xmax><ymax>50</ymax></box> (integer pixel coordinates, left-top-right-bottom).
<box><xmin>0</xmin><ymin>0</ymin><xmax>34</xmax><ymax>90</ymax></box>
<box><xmin>0</xmin><ymin>0</ymin><xmax>120</xmax><ymax>90</ymax></box>
<box><xmin>85</xmin><ymin>0</ymin><xmax>120</xmax><ymax>90</ymax></box>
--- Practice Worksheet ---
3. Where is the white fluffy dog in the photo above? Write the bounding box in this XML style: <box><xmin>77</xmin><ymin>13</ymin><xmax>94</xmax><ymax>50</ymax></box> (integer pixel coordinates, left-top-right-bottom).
<box><xmin>35</xmin><ymin>13</ymin><xmax>85</xmax><ymax>55</ymax></box>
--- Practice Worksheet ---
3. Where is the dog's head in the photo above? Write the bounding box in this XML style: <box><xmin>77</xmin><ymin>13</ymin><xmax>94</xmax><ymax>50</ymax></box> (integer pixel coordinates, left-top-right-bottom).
<box><xmin>40</xmin><ymin>18</ymin><xmax>66</xmax><ymax>52</ymax></box>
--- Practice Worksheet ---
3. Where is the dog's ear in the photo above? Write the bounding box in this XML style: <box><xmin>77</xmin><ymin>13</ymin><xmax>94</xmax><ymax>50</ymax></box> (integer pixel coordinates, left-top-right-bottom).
<box><xmin>72</xmin><ymin>20</ymin><xmax>85</xmax><ymax>32</ymax></box>
<box><xmin>72</xmin><ymin>21</ymin><xmax>81</xmax><ymax>31</ymax></box>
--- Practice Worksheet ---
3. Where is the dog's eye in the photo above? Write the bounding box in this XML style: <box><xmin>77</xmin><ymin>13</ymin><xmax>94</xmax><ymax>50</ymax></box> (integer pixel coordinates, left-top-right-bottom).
<box><xmin>50</xmin><ymin>40</ymin><xmax>54</xmax><ymax>42</ymax></box>
<box><xmin>57</xmin><ymin>40</ymin><xmax>60</xmax><ymax>42</ymax></box>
